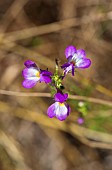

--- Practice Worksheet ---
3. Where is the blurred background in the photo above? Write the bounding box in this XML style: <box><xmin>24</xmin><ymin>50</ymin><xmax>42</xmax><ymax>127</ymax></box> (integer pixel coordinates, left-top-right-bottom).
<box><xmin>0</xmin><ymin>0</ymin><xmax>112</xmax><ymax>170</ymax></box>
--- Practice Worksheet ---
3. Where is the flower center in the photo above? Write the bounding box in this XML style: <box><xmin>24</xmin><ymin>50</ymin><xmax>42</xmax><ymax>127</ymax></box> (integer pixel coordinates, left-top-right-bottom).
<box><xmin>36</xmin><ymin>71</ymin><xmax>40</xmax><ymax>78</ymax></box>
<box><xmin>70</xmin><ymin>61</ymin><xmax>75</xmax><ymax>66</ymax></box>
<box><xmin>59</xmin><ymin>102</ymin><xmax>64</xmax><ymax>106</ymax></box>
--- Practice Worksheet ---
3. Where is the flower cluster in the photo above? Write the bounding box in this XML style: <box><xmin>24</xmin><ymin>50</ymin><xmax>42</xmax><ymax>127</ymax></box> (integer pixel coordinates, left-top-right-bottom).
<box><xmin>22</xmin><ymin>45</ymin><xmax>91</xmax><ymax>121</ymax></box>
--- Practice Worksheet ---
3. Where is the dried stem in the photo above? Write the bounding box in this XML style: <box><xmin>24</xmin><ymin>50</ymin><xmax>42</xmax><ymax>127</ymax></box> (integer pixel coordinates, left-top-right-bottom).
<box><xmin>0</xmin><ymin>0</ymin><xmax>28</xmax><ymax>34</ymax></box>
<box><xmin>1</xmin><ymin>12</ymin><xmax>112</xmax><ymax>43</ymax></box>
<box><xmin>0</xmin><ymin>89</ymin><xmax>112</xmax><ymax>106</ymax></box>
<box><xmin>0</xmin><ymin>130</ymin><xmax>31</xmax><ymax>170</ymax></box>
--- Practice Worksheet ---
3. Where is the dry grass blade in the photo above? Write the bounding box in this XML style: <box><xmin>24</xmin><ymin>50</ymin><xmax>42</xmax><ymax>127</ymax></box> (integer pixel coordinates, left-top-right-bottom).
<box><xmin>96</xmin><ymin>84</ymin><xmax>112</xmax><ymax>97</ymax></box>
<box><xmin>69</xmin><ymin>123</ymin><xmax>112</xmax><ymax>144</ymax></box>
<box><xmin>0</xmin><ymin>90</ymin><xmax>112</xmax><ymax>106</ymax></box>
<box><xmin>68</xmin><ymin>94</ymin><xmax>112</xmax><ymax>107</ymax></box>
<box><xmin>0</xmin><ymin>101</ymin><xmax>112</xmax><ymax>149</ymax></box>
<box><xmin>72</xmin><ymin>135</ymin><xmax>112</xmax><ymax>150</ymax></box>
<box><xmin>0</xmin><ymin>64</ymin><xmax>20</xmax><ymax>89</ymax></box>
<box><xmin>0</xmin><ymin>0</ymin><xmax>29</xmax><ymax>34</ymax></box>
<box><xmin>0</xmin><ymin>42</ymin><xmax>54</xmax><ymax>69</ymax></box>
<box><xmin>3</xmin><ymin>12</ymin><xmax>112</xmax><ymax>42</ymax></box>
<box><xmin>0</xmin><ymin>130</ymin><xmax>31</xmax><ymax>170</ymax></box>
<box><xmin>40</xmin><ymin>127</ymin><xmax>86</xmax><ymax>166</ymax></box>
<box><xmin>76</xmin><ymin>74</ymin><xmax>112</xmax><ymax>97</ymax></box>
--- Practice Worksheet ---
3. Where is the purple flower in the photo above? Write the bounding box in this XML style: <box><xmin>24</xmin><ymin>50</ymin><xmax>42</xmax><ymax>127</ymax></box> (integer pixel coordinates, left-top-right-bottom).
<box><xmin>22</xmin><ymin>60</ymin><xmax>52</xmax><ymax>88</ymax></box>
<box><xmin>47</xmin><ymin>91</ymin><xmax>71</xmax><ymax>121</ymax></box>
<box><xmin>77</xmin><ymin>117</ymin><xmax>84</xmax><ymax>124</ymax></box>
<box><xmin>61</xmin><ymin>45</ymin><xmax>91</xmax><ymax>76</ymax></box>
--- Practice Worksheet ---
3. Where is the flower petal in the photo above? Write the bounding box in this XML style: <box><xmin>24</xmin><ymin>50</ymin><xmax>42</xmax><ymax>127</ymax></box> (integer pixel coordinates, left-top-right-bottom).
<box><xmin>47</xmin><ymin>103</ymin><xmax>56</xmax><ymax>118</ymax></box>
<box><xmin>55</xmin><ymin>103</ymin><xmax>68</xmax><ymax>121</ymax></box>
<box><xmin>61</xmin><ymin>63</ymin><xmax>71</xmax><ymax>69</ymax></box>
<box><xmin>65</xmin><ymin>45</ymin><xmax>76</xmax><ymax>59</ymax></box>
<box><xmin>22</xmin><ymin>67</ymin><xmax>40</xmax><ymax>88</ymax></box>
<box><xmin>64</xmin><ymin>64</ymin><xmax>73</xmax><ymax>75</ymax></box>
<box><xmin>40</xmin><ymin>70</ymin><xmax>52</xmax><ymax>76</ymax></box>
<box><xmin>76</xmin><ymin>49</ymin><xmax>86</xmax><ymax>58</ymax></box>
<box><xmin>72</xmin><ymin>49</ymin><xmax>85</xmax><ymax>61</ymax></box>
<box><xmin>24</xmin><ymin>60</ymin><xmax>37</xmax><ymax>68</ymax></box>
<box><xmin>22</xmin><ymin>79</ymin><xmax>37</xmax><ymax>88</ymax></box>
<box><xmin>22</xmin><ymin>68</ymin><xmax>39</xmax><ymax>79</ymax></box>
<box><xmin>76</xmin><ymin>58</ymin><xmax>91</xmax><ymax>69</ymax></box>
<box><xmin>63</xmin><ymin>93</ymin><xmax>68</xmax><ymax>101</ymax></box>
<box><xmin>40</xmin><ymin>75</ymin><xmax>51</xmax><ymax>83</ymax></box>
<box><xmin>72</xmin><ymin>65</ymin><xmax>75</xmax><ymax>76</ymax></box>
<box><xmin>40</xmin><ymin>70</ymin><xmax>52</xmax><ymax>83</ymax></box>
<box><xmin>55</xmin><ymin>92</ymin><xmax>68</xmax><ymax>103</ymax></box>
<box><xmin>66</xmin><ymin>104</ymin><xmax>71</xmax><ymax>116</ymax></box>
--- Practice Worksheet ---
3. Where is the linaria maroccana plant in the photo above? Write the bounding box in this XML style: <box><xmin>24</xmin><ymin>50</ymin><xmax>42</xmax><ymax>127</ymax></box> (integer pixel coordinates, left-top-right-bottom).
<box><xmin>22</xmin><ymin>45</ymin><xmax>91</xmax><ymax>122</ymax></box>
